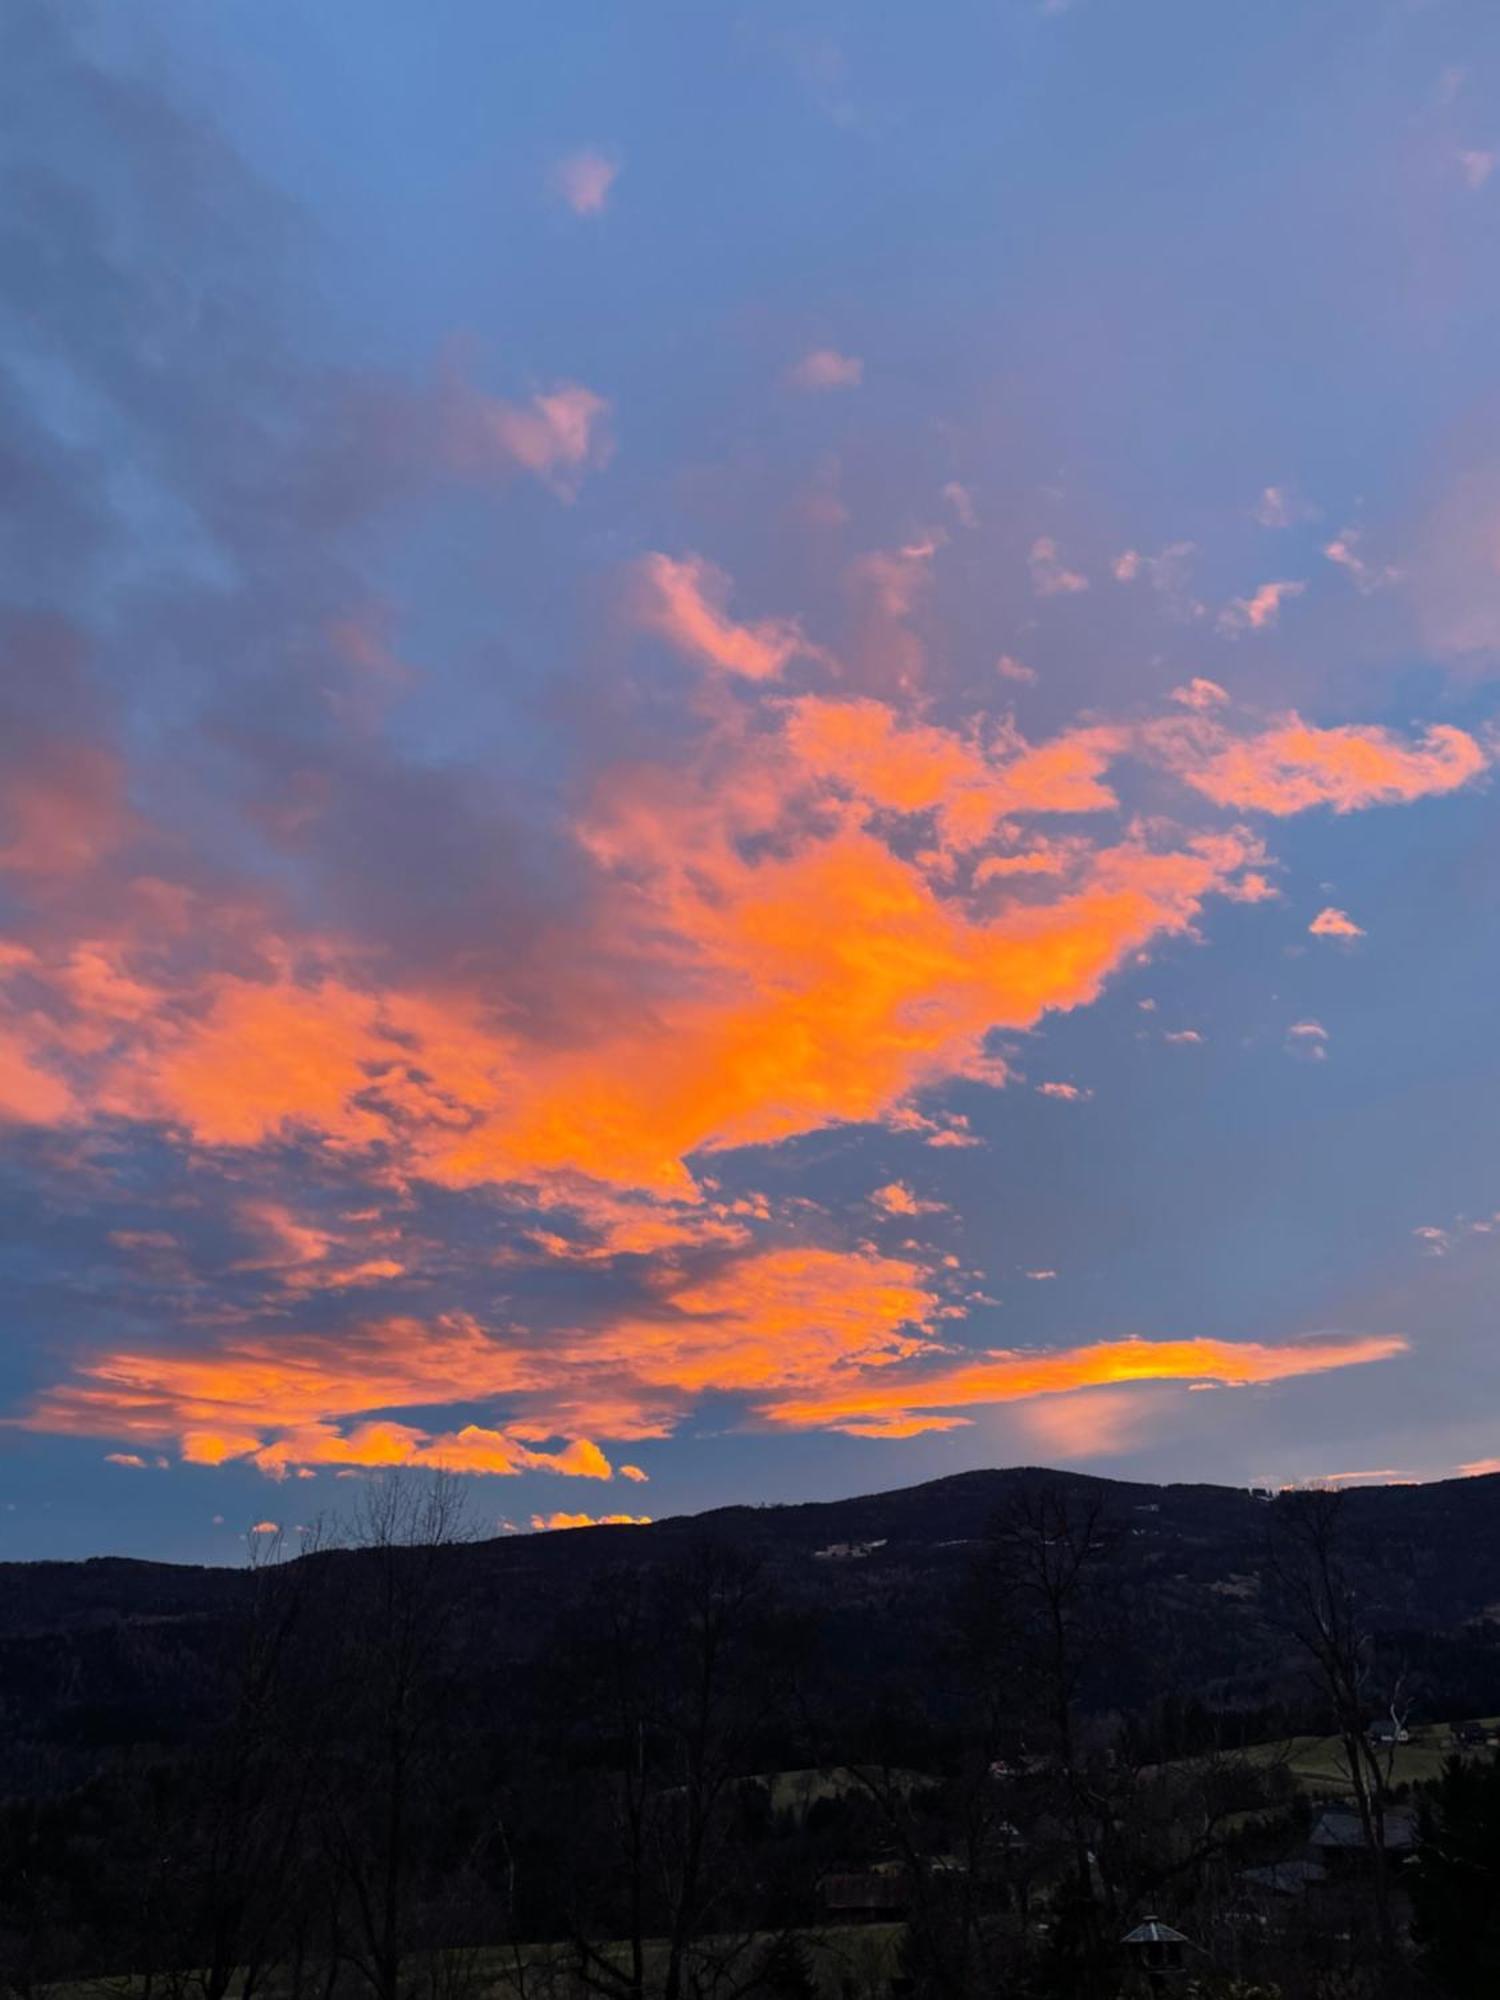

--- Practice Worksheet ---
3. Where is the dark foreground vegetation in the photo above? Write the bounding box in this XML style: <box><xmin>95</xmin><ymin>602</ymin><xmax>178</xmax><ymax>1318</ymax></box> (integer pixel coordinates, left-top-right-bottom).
<box><xmin>3</xmin><ymin>1468</ymin><xmax>1500</xmax><ymax>1999</ymax></box>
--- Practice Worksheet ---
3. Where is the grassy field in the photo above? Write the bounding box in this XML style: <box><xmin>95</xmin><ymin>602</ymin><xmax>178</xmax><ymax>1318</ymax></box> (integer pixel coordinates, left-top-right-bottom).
<box><xmin>759</xmin><ymin>1764</ymin><xmax>935</xmax><ymax>1817</ymax></box>
<box><xmin>1231</xmin><ymin>1717</ymin><xmax>1500</xmax><ymax>1796</ymax></box>
<box><xmin>75</xmin><ymin>1927</ymin><xmax>905</xmax><ymax>2000</ymax></box>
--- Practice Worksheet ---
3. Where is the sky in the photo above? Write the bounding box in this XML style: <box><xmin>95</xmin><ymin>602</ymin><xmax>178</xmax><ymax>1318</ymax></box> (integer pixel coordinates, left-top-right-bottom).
<box><xmin>3</xmin><ymin>0</ymin><xmax>1500</xmax><ymax>1561</ymax></box>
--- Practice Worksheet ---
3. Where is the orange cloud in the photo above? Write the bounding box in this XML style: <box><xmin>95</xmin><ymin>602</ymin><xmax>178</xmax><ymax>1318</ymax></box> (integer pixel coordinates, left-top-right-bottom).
<box><xmin>23</xmin><ymin>1240</ymin><xmax>942</xmax><ymax>1467</ymax></box>
<box><xmin>1159</xmin><ymin>714</ymin><xmax>1486</xmax><ymax>815</ymax></box>
<box><xmin>870</xmin><ymin>1181</ymin><xmax>945</xmax><ymax>1216</ymax></box>
<box><xmin>530</xmin><ymin>1512</ymin><xmax>651</xmax><ymax>1530</ymax></box>
<box><xmin>761</xmin><ymin>1332</ymin><xmax>1407</xmax><ymax>1437</ymax></box>
<box><xmin>784</xmin><ymin>698</ymin><xmax>1120</xmax><ymax>843</ymax></box>
<box><xmin>1309</xmin><ymin>906</ymin><xmax>1364</xmax><ymax>939</ymax></box>
<box><xmin>23</xmin><ymin>1313</ymin><xmax>621</xmax><ymax>1480</ymax></box>
<box><xmin>3</xmin><ymin>573</ymin><xmax>1484</xmax><ymax>1486</ymax></box>
<box><xmin>0</xmin><ymin>1025</ymin><xmax>76</xmax><ymax>1125</ymax></box>
<box><xmin>0</xmin><ymin>783</ymin><xmax>1268</xmax><ymax>1203</ymax></box>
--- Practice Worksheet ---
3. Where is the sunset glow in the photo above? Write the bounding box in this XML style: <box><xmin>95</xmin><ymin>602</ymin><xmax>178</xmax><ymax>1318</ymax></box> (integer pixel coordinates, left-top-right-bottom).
<box><xmin>3</xmin><ymin>0</ymin><xmax>1499</xmax><ymax>1557</ymax></box>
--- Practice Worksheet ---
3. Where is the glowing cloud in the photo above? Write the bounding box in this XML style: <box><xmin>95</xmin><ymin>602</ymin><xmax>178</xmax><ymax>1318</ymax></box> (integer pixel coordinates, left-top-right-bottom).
<box><xmin>762</xmin><ymin>1332</ymin><xmax>1407</xmax><ymax>1437</ymax></box>
<box><xmin>870</xmin><ymin>1181</ymin><xmax>945</xmax><ymax>1216</ymax></box>
<box><xmin>531</xmin><ymin>1512</ymin><xmax>651</xmax><ymax>1530</ymax></box>
<box><xmin>23</xmin><ymin>1314</ymin><xmax>623</xmax><ymax>1480</ymax></box>
<box><xmin>1160</xmin><ymin>715</ymin><xmax>1486</xmax><ymax>815</ymax></box>
<box><xmin>1309</xmin><ymin>906</ymin><xmax>1364</xmax><ymax>939</ymax></box>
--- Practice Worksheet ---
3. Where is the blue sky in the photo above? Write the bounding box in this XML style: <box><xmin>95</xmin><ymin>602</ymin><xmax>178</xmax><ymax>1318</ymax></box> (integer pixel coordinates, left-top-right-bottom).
<box><xmin>2</xmin><ymin>0</ymin><xmax>1500</xmax><ymax>1560</ymax></box>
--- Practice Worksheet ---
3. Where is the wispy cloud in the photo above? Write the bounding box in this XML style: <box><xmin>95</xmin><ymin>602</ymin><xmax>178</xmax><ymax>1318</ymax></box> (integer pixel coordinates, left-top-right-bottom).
<box><xmin>630</xmin><ymin>553</ymin><xmax>808</xmax><ymax>679</ymax></box>
<box><xmin>1028</xmin><ymin>536</ymin><xmax>1089</xmax><ymax>598</ymax></box>
<box><xmin>1218</xmin><ymin>579</ymin><xmax>1304</xmax><ymax>634</ymax></box>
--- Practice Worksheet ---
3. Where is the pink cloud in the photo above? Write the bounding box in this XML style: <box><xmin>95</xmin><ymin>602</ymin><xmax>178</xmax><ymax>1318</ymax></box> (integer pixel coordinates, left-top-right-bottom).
<box><xmin>553</xmin><ymin>150</ymin><xmax>619</xmax><ymax>215</ymax></box>
<box><xmin>1254</xmin><ymin>486</ymin><xmax>1318</xmax><ymax>529</ymax></box>
<box><xmin>1019</xmin><ymin>1386</ymin><xmax>1155</xmax><ymax>1459</ymax></box>
<box><xmin>1028</xmin><ymin>537</ymin><xmax>1089</xmax><ymax>598</ymax></box>
<box><xmin>1036</xmin><ymin>1081</ymin><xmax>1091</xmax><ymax>1101</ymax></box>
<box><xmin>1323</xmin><ymin>529</ymin><xmax>1396</xmax><ymax>594</ymax></box>
<box><xmin>1218</xmin><ymin>579</ymin><xmax>1305</xmax><ymax>633</ymax></box>
<box><xmin>942</xmin><ymin>482</ymin><xmax>978</xmax><ymax>528</ymax></box>
<box><xmin>788</xmin><ymin>348</ymin><xmax>864</xmax><ymax>391</ymax></box>
<box><xmin>1170</xmin><ymin>678</ymin><xmax>1229</xmax><ymax>711</ymax></box>
<box><xmin>1286</xmin><ymin>1019</ymin><xmax>1329</xmax><ymax>1062</ymax></box>
<box><xmin>631</xmin><ymin>553</ymin><xmax>808</xmax><ymax>679</ymax></box>
<box><xmin>444</xmin><ymin>379</ymin><xmax>611</xmax><ymax>495</ymax></box>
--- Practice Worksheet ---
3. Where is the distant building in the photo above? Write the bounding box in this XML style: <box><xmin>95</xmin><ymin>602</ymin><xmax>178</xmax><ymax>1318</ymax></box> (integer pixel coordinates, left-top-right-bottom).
<box><xmin>1365</xmin><ymin>1718</ymin><xmax>1409</xmax><ymax>1747</ymax></box>
<box><xmin>1452</xmin><ymin>1719</ymin><xmax>1492</xmax><ymax>1749</ymax></box>
<box><xmin>1237</xmin><ymin>1859</ymin><xmax>1328</xmax><ymax>1897</ymax></box>
<box><xmin>812</xmin><ymin>1538</ymin><xmax>888</xmax><ymax>1561</ymax></box>
<box><xmin>1309</xmin><ymin>1805</ymin><xmax>1416</xmax><ymax>1863</ymax></box>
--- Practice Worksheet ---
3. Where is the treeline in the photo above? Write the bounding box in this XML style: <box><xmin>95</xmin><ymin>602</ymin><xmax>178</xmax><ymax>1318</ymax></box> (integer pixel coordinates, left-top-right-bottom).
<box><xmin>0</xmin><ymin>1480</ymin><xmax>1496</xmax><ymax>1999</ymax></box>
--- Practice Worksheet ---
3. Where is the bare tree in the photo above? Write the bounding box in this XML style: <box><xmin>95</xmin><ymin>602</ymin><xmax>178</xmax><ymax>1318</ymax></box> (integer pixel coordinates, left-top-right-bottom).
<box><xmin>560</xmin><ymin>1543</ymin><xmax>801</xmax><ymax>2000</ymax></box>
<box><xmin>182</xmin><ymin>1523</ymin><xmax>327</xmax><ymax>2000</ymax></box>
<box><xmin>1266</xmin><ymin>1488</ymin><xmax>1402</xmax><ymax>1977</ymax></box>
<box><xmin>317</xmin><ymin>1475</ymin><xmax>475</xmax><ymax>2000</ymax></box>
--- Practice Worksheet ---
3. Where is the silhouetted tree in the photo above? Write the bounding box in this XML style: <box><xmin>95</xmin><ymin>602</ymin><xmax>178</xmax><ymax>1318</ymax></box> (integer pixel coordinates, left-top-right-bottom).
<box><xmin>1266</xmin><ymin>1489</ymin><xmax>1400</xmax><ymax>1976</ymax></box>
<box><xmin>1410</xmin><ymin>1752</ymin><xmax>1500</xmax><ymax>1997</ymax></box>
